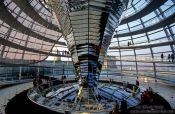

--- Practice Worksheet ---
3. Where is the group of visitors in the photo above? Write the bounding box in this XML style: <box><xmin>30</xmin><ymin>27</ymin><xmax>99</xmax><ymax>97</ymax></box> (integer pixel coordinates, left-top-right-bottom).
<box><xmin>128</xmin><ymin>41</ymin><xmax>132</xmax><ymax>46</ymax></box>
<box><xmin>111</xmin><ymin>80</ymin><xmax>155</xmax><ymax>113</ymax></box>
<box><xmin>61</xmin><ymin>75</ymin><xmax>67</xmax><ymax>83</ymax></box>
<box><xmin>33</xmin><ymin>76</ymin><xmax>53</xmax><ymax>87</ymax></box>
<box><xmin>63</xmin><ymin>50</ymin><xmax>70</xmax><ymax>55</ymax></box>
<box><xmin>33</xmin><ymin>76</ymin><xmax>55</xmax><ymax>93</ymax></box>
<box><xmin>33</xmin><ymin>77</ymin><xmax>43</xmax><ymax>87</ymax></box>
<box><xmin>140</xmin><ymin>87</ymin><xmax>154</xmax><ymax>105</ymax></box>
<box><xmin>57</xmin><ymin>50</ymin><xmax>70</xmax><ymax>55</ymax></box>
<box><xmin>161</xmin><ymin>53</ymin><xmax>174</xmax><ymax>62</ymax></box>
<box><xmin>112</xmin><ymin>98</ymin><xmax>128</xmax><ymax>114</ymax></box>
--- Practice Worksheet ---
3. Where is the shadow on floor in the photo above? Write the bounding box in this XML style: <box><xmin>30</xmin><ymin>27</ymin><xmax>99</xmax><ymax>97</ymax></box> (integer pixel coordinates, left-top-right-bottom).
<box><xmin>5</xmin><ymin>90</ymin><xmax>63</xmax><ymax>114</ymax></box>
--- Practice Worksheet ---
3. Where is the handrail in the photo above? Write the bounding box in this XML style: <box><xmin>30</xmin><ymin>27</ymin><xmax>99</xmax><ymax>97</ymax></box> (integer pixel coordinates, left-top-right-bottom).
<box><xmin>110</xmin><ymin>35</ymin><xmax>174</xmax><ymax>47</ymax></box>
<box><xmin>114</xmin><ymin>71</ymin><xmax>175</xmax><ymax>84</ymax></box>
<box><xmin>104</xmin><ymin>58</ymin><xmax>175</xmax><ymax>64</ymax></box>
<box><xmin>109</xmin><ymin>39</ymin><xmax>175</xmax><ymax>49</ymax></box>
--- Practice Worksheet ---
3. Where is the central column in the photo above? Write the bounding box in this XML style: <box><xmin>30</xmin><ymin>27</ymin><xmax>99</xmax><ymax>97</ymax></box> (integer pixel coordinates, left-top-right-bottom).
<box><xmin>49</xmin><ymin>0</ymin><xmax>129</xmax><ymax>88</ymax></box>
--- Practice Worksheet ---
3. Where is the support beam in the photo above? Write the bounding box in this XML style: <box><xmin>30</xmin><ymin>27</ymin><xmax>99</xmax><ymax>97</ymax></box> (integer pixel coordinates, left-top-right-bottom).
<box><xmin>120</xmin><ymin>0</ymin><xmax>168</xmax><ymax>24</ymax></box>
<box><xmin>0</xmin><ymin>4</ymin><xmax>65</xmax><ymax>45</ymax></box>
<box><xmin>115</xmin><ymin>13</ymin><xmax>175</xmax><ymax>37</ymax></box>
<box><xmin>0</xmin><ymin>37</ymin><xmax>69</xmax><ymax>57</ymax></box>
<box><xmin>12</xmin><ymin>0</ymin><xmax>61</xmax><ymax>32</ymax></box>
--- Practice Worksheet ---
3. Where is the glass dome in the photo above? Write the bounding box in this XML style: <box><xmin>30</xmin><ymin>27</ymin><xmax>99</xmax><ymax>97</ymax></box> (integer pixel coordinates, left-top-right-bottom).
<box><xmin>0</xmin><ymin>0</ymin><xmax>175</xmax><ymax>83</ymax></box>
<box><xmin>1</xmin><ymin>1</ymin><xmax>175</xmax><ymax>114</ymax></box>
<box><xmin>108</xmin><ymin>0</ymin><xmax>175</xmax><ymax>83</ymax></box>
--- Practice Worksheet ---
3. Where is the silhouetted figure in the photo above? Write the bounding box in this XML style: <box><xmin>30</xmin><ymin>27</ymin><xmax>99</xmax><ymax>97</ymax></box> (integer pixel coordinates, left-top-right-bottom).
<box><xmin>47</xmin><ymin>77</ymin><xmax>52</xmax><ymax>87</ymax></box>
<box><xmin>123</xmin><ymin>81</ymin><xmax>127</xmax><ymax>90</ymax></box>
<box><xmin>97</xmin><ymin>95</ymin><xmax>102</xmax><ymax>101</ymax></box>
<box><xmin>129</xmin><ymin>41</ymin><xmax>132</xmax><ymax>46</ymax></box>
<box><xmin>161</xmin><ymin>53</ymin><xmax>164</xmax><ymax>62</ymax></box>
<box><xmin>67</xmin><ymin>51</ymin><xmax>69</xmax><ymax>55</ymax></box>
<box><xmin>128</xmin><ymin>41</ymin><xmax>130</xmax><ymax>46</ymax></box>
<box><xmin>62</xmin><ymin>51</ymin><xmax>64</xmax><ymax>55</ymax></box>
<box><xmin>112</xmin><ymin>100</ymin><xmax>119</xmax><ymax>114</ymax></box>
<box><xmin>121</xmin><ymin>98</ymin><xmax>127</xmax><ymax>113</ymax></box>
<box><xmin>33</xmin><ymin>78</ymin><xmax>37</xmax><ymax>87</ymax></box>
<box><xmin>144</xmin><ymin>90</ymin><xmax>152</xmax><ymax>105</ymax></box>
<box><xmin>140</xmin><ymin>94</ymin><xmax>145</xmax><ymax>105</ymax></box>
<box><xmin>168</xmin><ymin>54</ymin><xmax>171</xmax><ymax>62</ymax></box>
<box><xmin>171</xmin><ymin>53</ymin><xmax>174</xmax><ymax>62</ymax></box>
<box><xmin>148</xmin><ymin>87</ymin><xmax>154</xmax><ymax>103</ymax></box>
<box><xmin>136</xmin><ymin>79</ymin><xmax>139</xmax><ymax>86</ymax></box>
<box><xmin>57</xmin><ymin>50</ymin><xmax>59</xmax><ymax>55</ymax></box>
<box><xmin>38</xmin><ymin>77</ymin><xmax>43</xmax><ymax>85</ymax></box>
<box><xmin>61</xmin><ymin>75</ymin><xmax>64</xmax><ymax>81</ymax></box>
